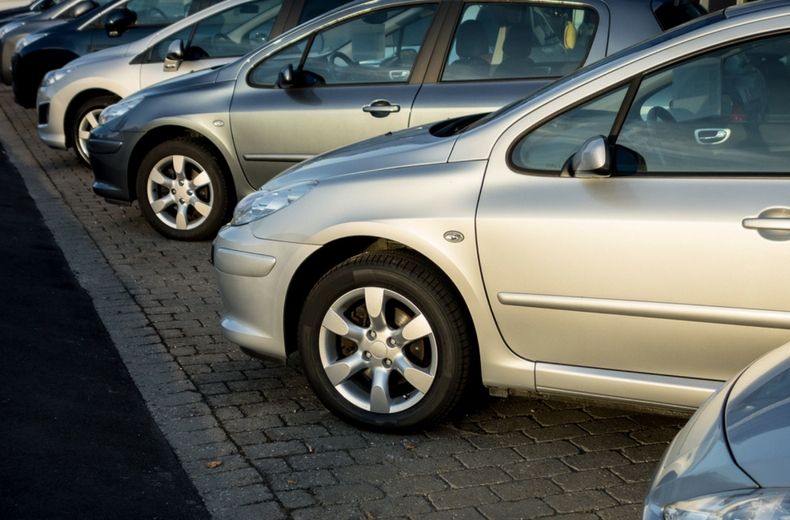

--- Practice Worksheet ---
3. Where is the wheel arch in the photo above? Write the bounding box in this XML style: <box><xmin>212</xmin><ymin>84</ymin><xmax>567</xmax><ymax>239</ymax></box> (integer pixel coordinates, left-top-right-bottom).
<box><xmin>128</xmin><ymin>125</ymin><xmax>237</xmax><ymax>209</ymax></box>
<box><xmin>64</xmin><ymin>88</ymin><xmax>120</xmax><ymax>148</ymax></box>
<box><xmin>282</xmin><ymin>235</ymin><xmax>482</xmax><ymax>379</ymax></box>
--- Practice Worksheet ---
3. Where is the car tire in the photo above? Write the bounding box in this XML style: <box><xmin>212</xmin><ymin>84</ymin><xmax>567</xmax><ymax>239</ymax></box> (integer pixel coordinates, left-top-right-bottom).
<box><xmin>298</xmin><ymin>251</ymin><xmax>475</xmax><ymax>430</ymax></box>
<box><xmin>136</xmin><ymin>138</ymin><xmax>230</xmax><ymax>241</ymax></box>
<box><xmin>71</xmin><ymin>95</ymin><xmax>120</xmax><ymax>165</ymax></box>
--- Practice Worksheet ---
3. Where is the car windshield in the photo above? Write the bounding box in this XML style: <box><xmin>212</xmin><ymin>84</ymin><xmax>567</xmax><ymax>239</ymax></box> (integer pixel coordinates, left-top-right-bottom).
<box><xmin>458</xmin><ymin>9</ymin><xmax>728</xmax><ymax>135</ymax></box>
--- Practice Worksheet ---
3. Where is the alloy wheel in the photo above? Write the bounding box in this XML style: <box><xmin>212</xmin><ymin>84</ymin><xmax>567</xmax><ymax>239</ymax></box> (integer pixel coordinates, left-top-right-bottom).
<box><xmin>145</xmin><ymin>154</ymin><xmax>214</xmax><ymax>231</ymax></box>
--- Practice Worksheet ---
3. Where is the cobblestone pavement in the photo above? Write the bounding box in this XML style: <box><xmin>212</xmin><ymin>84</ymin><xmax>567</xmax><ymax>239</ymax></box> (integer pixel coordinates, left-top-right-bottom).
<box><xmin>0</xmin><ymin>86</ymin><xmax>690</xmax><ymax>520</ymax></box>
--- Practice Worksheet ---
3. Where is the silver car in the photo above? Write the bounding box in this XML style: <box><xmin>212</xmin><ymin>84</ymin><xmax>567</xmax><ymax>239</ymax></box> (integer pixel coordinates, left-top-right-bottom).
<box><xmin>89</xmin><ymin>0</ymin><xmax>682</xmax><ymax>240</ymax></box>
<box><xmin>644</xmin><ymin>341</ymin><xmax>790</xmax><ymax>519</ymax></box>
<box><xmin>212</xmin><ymin>0</ymin><xmax>790</xmax><ymax>429</ymax></box>
<box><xmin>37</xmin><ymin>0</ymin><xmax>349</xmax><ymax>163</ymax></box>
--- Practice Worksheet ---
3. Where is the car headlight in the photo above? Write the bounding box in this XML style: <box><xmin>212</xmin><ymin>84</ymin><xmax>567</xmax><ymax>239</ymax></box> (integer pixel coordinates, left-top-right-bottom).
<box><xmin>42</xmin><ymin>67</ymin><xmax>72</xmax><ymax>87</ymax></box>
<box><xmin>0</xmin><ymin>21</ymin><xmax>25</xmax><ymax>40</ymax></box>
<box><xmin>664</xmin><ymin>489</ymin><xmax>790</xmax><ymax>519</ymax></box>
<box><xmin>15</xmin><ymin>31</ymin><xmax>47</xmax><ymax>52</ymax></box>
<box><xmin>231</xmin><ymin>180</ymin><xmax>318</xmax><ymax>226</ymax></box>
<box><xmin>97</xmin><ymin>96</ymin><xmax>144</xmax><ymax>126</ymax></box>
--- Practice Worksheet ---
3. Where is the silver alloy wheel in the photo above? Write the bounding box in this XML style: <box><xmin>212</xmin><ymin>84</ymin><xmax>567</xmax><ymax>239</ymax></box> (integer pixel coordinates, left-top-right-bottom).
<box><xmin>318</xmin><ymin>286</ymin><xmax>438</xmax><ymax>414</ymax></box>
<box><xmin>145</xmin><ymin>154</ymin><xmax>214</xmax><ymax>231</ymax></box>
<box><xmin>76</xmin><ymin>108</ymin><xmax>103</xmax><ymax>162</ymax></box>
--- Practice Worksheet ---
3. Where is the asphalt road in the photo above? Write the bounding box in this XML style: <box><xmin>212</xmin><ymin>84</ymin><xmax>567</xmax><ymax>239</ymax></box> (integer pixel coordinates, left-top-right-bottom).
<box><xmin>0</xmin><ymin>144</ymin><xmax>209</xmax><ymax>519</ymax></box>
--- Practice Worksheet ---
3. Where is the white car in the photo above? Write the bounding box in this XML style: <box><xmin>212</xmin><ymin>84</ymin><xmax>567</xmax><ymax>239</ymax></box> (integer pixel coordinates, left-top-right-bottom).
<box><xmin>36</xmin><ymin>0</ymin><xmax>349</xmax><ymax>163</ymax></box>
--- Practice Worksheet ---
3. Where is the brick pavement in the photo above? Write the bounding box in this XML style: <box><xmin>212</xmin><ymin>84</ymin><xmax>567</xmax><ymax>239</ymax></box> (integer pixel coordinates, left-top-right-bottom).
<box><xmin>0</xmin><ymin>87</ymin><xmax>689</xmax><ymax>519</ymax></box>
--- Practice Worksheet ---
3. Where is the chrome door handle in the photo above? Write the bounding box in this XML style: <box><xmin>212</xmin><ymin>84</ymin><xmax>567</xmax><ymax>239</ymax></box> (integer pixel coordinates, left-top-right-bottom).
<box><xmin>742</xmin><ymin>218</ymin><xmax>790</xmax><ymax>231</ymax></box>
<box><xmin>694</xmin><ymin>128</ymin><xmax>731</xmax><ymax>145</ymax></box>
<box><xmin>362</xmin><ymin>99</ymin><xmax>400</xmax><ymax>118</ymax></box>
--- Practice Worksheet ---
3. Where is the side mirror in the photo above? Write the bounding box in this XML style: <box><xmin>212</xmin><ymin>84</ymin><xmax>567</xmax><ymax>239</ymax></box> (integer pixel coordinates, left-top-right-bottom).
<box><xmin>276</xmin><ymin>64</ymin><xmax>295</xmax><ymax>88</ymax></box>
<box><xmin>163</xmin><ymin>39</ymin><xmax>184</xmax><ymax>71</ymax></box>
<box><xmin>69</xmin><ymin>0</ymin><xmax>98</xmax><ymax>19</ymax></box>
<box><xmin>105</xmin><ymin>7</ymin><xmax>136</xmax><ymax>38</ymax></box>
<box><xmin>567</xmin><ymin>135</ymin><xmax>611</xmax><ymax>178</ymax></box>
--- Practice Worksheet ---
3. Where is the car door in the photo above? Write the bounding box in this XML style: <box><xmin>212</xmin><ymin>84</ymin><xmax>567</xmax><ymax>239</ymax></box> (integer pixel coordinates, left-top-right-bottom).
<box><xmin>138</xmin><ymin>0</ymin><xmax>288</xmax><ymax>88</ymax></box>
<box><xmin>230</xmin><ymin>2</ymin><xmax>444</xmax><ymax>188</ymax></box>
<box><xmin>410</xmin><ymin>0</ymin><xmax>608</xmax><ymax>127</ymax></box>
<box><xmin>476</xmin><ymin>32</ymin><xmax>790</xmax><ymax>385</ymax></box>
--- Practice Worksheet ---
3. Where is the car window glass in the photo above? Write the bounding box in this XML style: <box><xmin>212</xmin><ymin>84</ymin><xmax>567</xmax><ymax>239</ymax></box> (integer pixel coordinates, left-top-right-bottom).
<box><xmin>150</xmin><ymin>25</ymin><xmax>192</xmax><ymax>61</ymax></box>
<box><xmin>651</xmin><ymin>0</ymin><xmax>707</xmax><ymax>30</ymax></box>
<box><xmin>442</xmin><ymin>2</ymin><xmax>597</xmax><ymax>82</ymax></box>
<box><xmin>297</xmin><ymin>0</ymin><xmax>351</xmax><ymax>24</ymax></box>
<box><xmin>300</xmin><ymin>4</ymin><xmax>438</xmax><ymax>85</ymax></box>
<box><xmin>511</xmin><ymin>86</ymin><xmax>627</xmax><ymax>172</ymax></box>
<box><xmin>615</xmin><ymin>33</ymin><xmax>790</xmax><ymax>174</ymax></box>
<box><xmin>124</xmin><ymin>0</ymin><xmax>196</xmax><ymax>26</ymax></box>
<box><xmin>185</xmin><ymin>0</ymin><xmax>285</xmax><ymax>59</ymax></box>
<box><xmin>247</xmin><ymin>38</ymin><xmax>308</xmax><ymax>85</ymax></box>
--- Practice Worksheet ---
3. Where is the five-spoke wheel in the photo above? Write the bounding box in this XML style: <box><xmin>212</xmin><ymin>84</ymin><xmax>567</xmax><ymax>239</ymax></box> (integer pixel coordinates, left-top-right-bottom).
<box><xmin>299</xmin><ymin>252</ymin><xmax>475</xmax><ymax>430</ymax></box>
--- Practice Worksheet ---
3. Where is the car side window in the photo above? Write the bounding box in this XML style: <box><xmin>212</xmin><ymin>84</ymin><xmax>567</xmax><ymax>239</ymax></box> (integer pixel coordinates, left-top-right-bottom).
<box><xmin>249</xmin><ymin>4</ymin><xmax>438</xmax><ymax>87</ymax></box>
<box><xmin>187</xmin><ymin>0</ymin><xmax>285</xmax><ymax>59</ymax></box>
<box><xmin>150</xmin><ymin>26</ymin><xmax>193</xmax><ymax>62</ymax></box>
<box><xmin>441</xmin><ymin>2</ymin><xmax>597</xmax><ymax>82</ymax></box>
<box><xmin>124</xmin><ymin>0</ymin><xmax>193</xmax><ymax>26</ymax></box>
<box><xmin>614</xmin><ymin>33</ymin><xmax>790</xmax><ymax>174</ymax></box>
<box><xmin>297</xmin><ymin>0</ymin><xmax>352</xmax><ymax>24</ymax></box>
<box><xmin>248</xmin><ymin>38</ymin><xmax>308</xmax><ymax>86</ymax></box>
<box><xmin>510</xmin><ymin>86</ymin><xmax>627</xmax><ymax>172</ymax></box>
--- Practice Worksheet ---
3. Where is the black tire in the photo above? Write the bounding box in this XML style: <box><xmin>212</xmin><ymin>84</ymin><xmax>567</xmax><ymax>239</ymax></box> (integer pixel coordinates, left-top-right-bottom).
<box><xmin>298</xmin><ymin>251</ymin><xmax>475</xmax><ymax>431</ymax></box>
<box><xmin>70</xmin><ymin>95</ymin><xmax>120</xmax><ymax>165</ymax></box>
<box><xmin>136</xmin><ymin>137</ymin><xmax>230</xmax><ymax>241</ymax></box>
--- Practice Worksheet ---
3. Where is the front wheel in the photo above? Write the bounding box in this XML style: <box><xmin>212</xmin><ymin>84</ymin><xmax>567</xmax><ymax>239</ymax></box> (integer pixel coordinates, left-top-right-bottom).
<box><xmin>71</xmin><ymin>95</ymin><xmax>119</xmax><ymax>165</ymax></box>
<box><xmin>298</xmin><ymin>252</ymin><xmax>476</xmax><ymax>430</ymax></box>
<box><xmin>136</xmin><ymin>138</ymin><xmax>230</xmax><ymax>241</ymax></box>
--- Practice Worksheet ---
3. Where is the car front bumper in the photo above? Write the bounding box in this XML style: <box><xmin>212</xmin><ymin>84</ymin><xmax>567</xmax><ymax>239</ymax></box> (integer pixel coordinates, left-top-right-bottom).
<box><xmin>213</xmin><ymin>223</ymin><xmax>319</xmax><ymax>361</ymax></box>
<box><xmin>88</xmin><ymin>127</ymin><xmax>141</xmax><ymax>203</ymax></box>
<box><xmin>36</xmin><ymin>82</ymin><xmax>67</xmax><ymax>149</ymax></box>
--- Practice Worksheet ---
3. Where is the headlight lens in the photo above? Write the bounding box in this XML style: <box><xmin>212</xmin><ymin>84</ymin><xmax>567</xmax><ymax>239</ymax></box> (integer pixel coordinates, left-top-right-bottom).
<box><xmin>97</xmin><ymin>96</ymin><xmax>144</xmax><ymax>126</ymax></box>
<box><xmin>15</xmin><ymin>31</ymin><xmax>47</xmax><ymax>52</ymax></box>
<box><xmin>665</xmin><ymin>489</ymin><xmax>790</xmax><ymax>519</ymax></box>
<box><xmin>42</xmin><ymin>67</ymin><xmax>72</xmax><ymax>87</ymax></box>
<box><xmin>231</xmin><ymin>180</ymin><xmax>317</xmax><ymax>226</ymax></box>
<box><xmin>0</xmin><ymin>21</ymin><xmax>25</xmax><ymax>40</ymax></box>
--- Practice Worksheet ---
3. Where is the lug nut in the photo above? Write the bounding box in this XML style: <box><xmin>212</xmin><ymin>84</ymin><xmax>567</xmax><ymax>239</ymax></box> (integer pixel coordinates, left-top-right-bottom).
<box><xmin>383</xmin><ymin>358</ymin><xmax>392</xmax><ymax>367</ymax></box>
<box><xmin>179</xmin><ymin>180</ymin><xmax>184</xmax><ymax>186</ymax></box>
<box><xmin>363</xmin><ymin>351</ymin><xmax>372</xmax><ymax>360</ymax></box>
<box><xmin>367</xmin><ymin>330</ymin><xmax>377</xmax><ymax>340</ymax></box>
<box><xmin>187</xmin><ymin>190</ymin><xmax>193</xmax><ymax>196</ymax></box>
<box><xmin>387</xmin><ymin>337</ymin><xmax>396</xmax><ymax>346</ymax></box>
<box><xmin>179</xmin><ymin>198</ymin><xmax>185</xmax><ymax>204</ymax></box>
<box><xmin>171</xmin><ymin>188</ymin><xmax>176</xmax><ymax>194</ymax></box>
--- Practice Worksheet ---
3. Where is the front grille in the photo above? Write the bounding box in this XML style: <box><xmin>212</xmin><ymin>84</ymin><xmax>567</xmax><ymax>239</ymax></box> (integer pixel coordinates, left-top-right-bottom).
<box><xmin>37</xmin><ymin>103</ymin><xmax>48</xmax><ymax>125</ymax></box>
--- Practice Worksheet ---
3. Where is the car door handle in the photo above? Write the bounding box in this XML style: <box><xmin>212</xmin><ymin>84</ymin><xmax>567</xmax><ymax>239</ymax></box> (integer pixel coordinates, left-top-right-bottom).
<box><xmin>694</xmin><ymin>128</ymin><xmax>731</xmax><ymax>145</ymax></box>
<box><xmin>742</xmin><ymin>217</ymin><xmax>790</xmax><ymax>231</ymax></box>
<box><xmin>362</xmin><ymin>100</ymin><xmax>400</xmax><ymax>118</ymax></box>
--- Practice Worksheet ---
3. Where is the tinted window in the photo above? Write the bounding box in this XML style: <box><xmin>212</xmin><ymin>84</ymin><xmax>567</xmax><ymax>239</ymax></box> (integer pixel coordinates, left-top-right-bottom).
<box><xmin>652</xmin><ymin>0</ymin><xmax>707</xmax><ymax>30</ymax></box>
<box><xmin>297</xmin><ymin>0</ymin><xmax>351</xmax><ymax>24</ymax></box>
<box><xmin>442</xmin><ymin>2</ymin><xmax>597</xmax><ymax>82</ymax></box>
<box><xmin>125</xmin><ymin>0</ymin><xmax>193</xmax><ymax>25</ymax></box>
<box><xmin>615</xmin><ymin>33</ymin><xmax>790</xmax><ymax>174</ymax></box>
<box><xmin>187</xmin><ymin>0</ymin><xmax>285</xmax><ymax>58</ymax></box>
<box><xmin>511</xmin><ymin>86</ymin><xmax>627</xmax><ymax>172</ymax></box>
<box><xmin>248</xmin><ymin>38</ymin><xmax>308</xmax><ymax>85</ymax></box>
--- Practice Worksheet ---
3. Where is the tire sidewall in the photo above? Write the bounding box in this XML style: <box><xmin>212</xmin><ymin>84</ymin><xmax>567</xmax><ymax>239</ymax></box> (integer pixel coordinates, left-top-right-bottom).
<box><xmin>72</xmin><ymin>95</ymin><xmax>118</xmax><ymax>164</ymax></box>
<box><xmin>136</xmin><ymin>139</ymin><xmax>228</xmax><ymax>241</ymax></box>
<box><xmin>299</xmin><ymin>256</ymin><xmax>467</xmax><ymax>430</ymax></box>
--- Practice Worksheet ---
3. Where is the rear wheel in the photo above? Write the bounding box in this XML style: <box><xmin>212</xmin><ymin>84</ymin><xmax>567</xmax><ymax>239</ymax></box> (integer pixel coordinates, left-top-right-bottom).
<box><xmin>298</xmin><ymin>251</ymin><xmax>475</xmax><ymax>430</ymax></box>
<box><xmin>136</xmin><ymin>138</ymin><xmax>230</xmax><ymax>241</ymax></box>
<box><xmin>71</xmin><ymin>95</ymin><xmax>120</xmax><ymax>165</ymax></box>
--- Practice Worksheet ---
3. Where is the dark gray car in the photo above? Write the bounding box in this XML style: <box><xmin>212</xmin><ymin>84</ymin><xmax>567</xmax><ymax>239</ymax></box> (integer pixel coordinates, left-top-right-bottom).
<box><xmin>90</xmin><ymin>0</ymin><xmax>703</xmax><ymax>240</ymax></box>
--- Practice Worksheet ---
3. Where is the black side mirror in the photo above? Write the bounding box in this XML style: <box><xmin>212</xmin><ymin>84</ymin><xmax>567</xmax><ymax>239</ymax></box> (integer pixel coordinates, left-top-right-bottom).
<box><xmin>163</xmin><ymin>39</ymin><xmax>184</xmax><ymax>71</ymax></box>
<box><xmin>69</xmin><ymin>0</ymin><xmax>98</xmax><ymax>19</ymax></box>
<box><xmin>276</xmin><ymin>64</ymin><xmax>295</xmax><ymax>88</ymax></box>
<box><xmin>105</xmin><ymin>7</ymin><xmax>136</xmax><ymax>38</ymax></box>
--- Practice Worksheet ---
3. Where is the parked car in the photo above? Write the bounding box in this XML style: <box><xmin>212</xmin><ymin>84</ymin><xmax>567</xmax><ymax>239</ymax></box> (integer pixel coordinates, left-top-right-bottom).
<box><xmin>89</xmin><ymin>0</ymin><xmax>698</xmax><ymax>240</ymax></box>
<box><xmin>0</xmin><ymin>0</ymin><xmax>58</xmax><ymax>25</ymax></box>
<box><xmin>37</xmin><ymin>0</ymin><xmax>351</xmax><ymax>164</ymax></box>
<box><xmin>0</xmin><ymin>0</ymin><xmax>111</xmax><ymax>85</ymax></box>
<box><xmin>10</xmin><ymin>0</ymin><xmax>222</xmax><ymax>108</ymax></box>
<box><xmin>644</xmin><ymin>341</ymin><xmax>790</xmax><ymax>519</ymax></box>
<box><xmin>209</xmin><ymin>0</ymin><xmax>790</xmax><ymax>429</ymax></box>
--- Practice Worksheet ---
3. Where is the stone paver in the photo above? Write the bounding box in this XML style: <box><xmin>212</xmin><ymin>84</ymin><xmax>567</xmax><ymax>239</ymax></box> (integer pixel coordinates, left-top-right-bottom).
<box><xmin>0</xmin><ymin>87</ymin><xmax>690</xmax><ymax>519</ymax></box>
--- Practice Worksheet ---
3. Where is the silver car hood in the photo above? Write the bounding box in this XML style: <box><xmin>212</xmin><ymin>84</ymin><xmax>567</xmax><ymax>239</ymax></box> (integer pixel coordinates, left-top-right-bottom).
<box><xmin>66</xmin><ymin>42</ymin><xmax>133</xmax><ymax>69</ymax></box>
<box><xmin>725</xmin><ymin>341</ymin><xmax>790</xmax><ymax>487</ymax></box>
<box><xmin>264</xmin><ymin>125</ymin><xmax>456</xmax><ymax>189</ymax></box>
<box><xmin>136</xmin><ymin>66</ymin><xmax>221</xmax><ymax>97</ymax></box>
